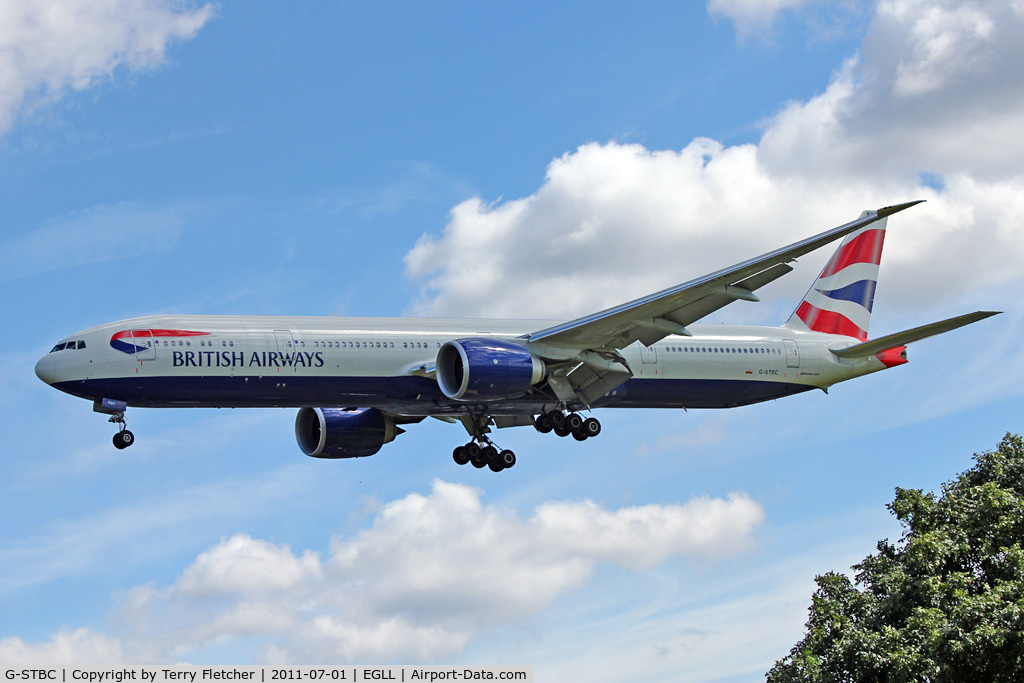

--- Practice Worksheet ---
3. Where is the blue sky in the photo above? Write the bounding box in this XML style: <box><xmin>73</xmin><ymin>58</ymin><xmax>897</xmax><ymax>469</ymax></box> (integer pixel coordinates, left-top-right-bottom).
<box><xmin>2</xmin><ymin>0</ymin><xmax>1023</xmax><ymax>679</ymax></box>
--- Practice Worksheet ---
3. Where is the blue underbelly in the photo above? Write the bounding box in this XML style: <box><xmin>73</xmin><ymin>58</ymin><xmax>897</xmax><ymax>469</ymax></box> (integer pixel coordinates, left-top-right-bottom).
<box><xmin>53</xmin><ymin>375</ymin><xmax>814</xmax><ymax>412</ymax></box>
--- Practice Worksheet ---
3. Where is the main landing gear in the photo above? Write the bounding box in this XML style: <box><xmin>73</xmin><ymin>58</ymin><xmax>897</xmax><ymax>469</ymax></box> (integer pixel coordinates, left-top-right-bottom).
<box><xmin>452</xmin><ymin>439</ymin><xmax>517</xmax><ymax>472</ymax></box>
<box><xmin>452</xmin><ymin>409</ymin><xmax>601</xmax><ymax>473</ymax></box>
<box><xmin>534</xmin><ymin>409</ymin><xmax>601</xmax><ymax>442</ymax></box>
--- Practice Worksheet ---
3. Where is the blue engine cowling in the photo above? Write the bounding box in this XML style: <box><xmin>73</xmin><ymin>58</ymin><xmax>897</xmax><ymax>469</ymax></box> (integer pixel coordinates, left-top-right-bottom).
<box><xmin>436</xmin><ymin>338</ymin><xmax>546</xmax><ymax>400</ymax></box>
<box><xmin>295</xmin><ymin>407</ymin><xmax>400</xmax><ymax>458</ymax></box>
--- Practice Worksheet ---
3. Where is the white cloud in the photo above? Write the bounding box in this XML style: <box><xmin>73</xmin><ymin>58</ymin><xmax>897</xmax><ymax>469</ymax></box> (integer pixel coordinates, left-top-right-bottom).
<box><xmin>765</xmin><ymin>0</ymin><xmax>1024</xmax><ymax>180</ymax></box>
<box><xmin>0</xmin><ymin>0</ymin><xmax>215</xmax><ymax>135</ymax></box>
<box><xmin>176</xmin><ymin>535</ymin><xmax>322</xmax><ymax>598</ymax></box>
<box><xmin>0</xmin><ymin>628</ymin><xmax>128</xmax><ymax>666</ymax></box>
<box><xmin>707</xmin><ymin>0</ymin><xmax>810</xmax><ymax>36</ymax></box>
<box><xmin>890</xmin><ymin>1</ymin><xmax>995</xmax><ymax>97</ymax></box>
<box><xmin>406</xmin><ymin>0</ymin><xmax>1024</xmax><ymax>324</ymax></box>
<box><xmin>0</xmin><ymin>480</ymin><xmax>764</xmax><ymax>665</ymax></box>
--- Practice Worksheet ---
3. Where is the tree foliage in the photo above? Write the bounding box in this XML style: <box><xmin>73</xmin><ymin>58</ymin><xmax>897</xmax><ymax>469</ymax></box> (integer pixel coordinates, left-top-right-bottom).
<box><xmin>768</xmin><ymin>433</ymin><xmax>1024</xmax><ymax>682</ymax></box>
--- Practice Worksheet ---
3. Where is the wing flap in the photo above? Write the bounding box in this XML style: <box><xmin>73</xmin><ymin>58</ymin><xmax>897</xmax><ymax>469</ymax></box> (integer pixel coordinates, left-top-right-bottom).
<box><xmin>657</xmin><ymin>262</ymin><xmax>795</xmax><ymax>336</ymax></box>
<box><xmin>832</xmin><ymin>311</ymin><xmax>1000</xmax><ymax>359</ymax></box>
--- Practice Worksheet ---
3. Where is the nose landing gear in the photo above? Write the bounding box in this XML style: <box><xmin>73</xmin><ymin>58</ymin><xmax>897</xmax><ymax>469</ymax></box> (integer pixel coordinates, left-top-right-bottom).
<box><xmin>113</xmin><ymin>427</ymin><xmax>135</xmax><ymax>450</ymax></box>
<box><xmin>94</xmin><ymin>398</ymin><xmax>135</xmax><ymax>450</ymax></box>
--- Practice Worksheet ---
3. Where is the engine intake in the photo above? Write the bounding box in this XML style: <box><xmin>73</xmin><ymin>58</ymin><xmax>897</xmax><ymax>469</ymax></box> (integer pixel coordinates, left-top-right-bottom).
<box><xmin>295</xmin><ymin>407</ymin><xmax>400</xmax><ymax>458</ymax></box>
<box><xmin>436</xmin><ymin>338</ymin><xmax>545</xmax><ymax>400</ymax></box>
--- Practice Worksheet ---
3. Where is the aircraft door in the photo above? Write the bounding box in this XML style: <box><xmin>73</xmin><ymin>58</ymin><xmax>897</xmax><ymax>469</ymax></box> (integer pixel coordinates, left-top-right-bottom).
<box><xmin>783</xmin><ymin>339</ymin><xmax>800</xmax><ymax>368</ymax></box>
<box><xmin>640</xmin><ymin>343</ymin><xmax>657</xmax><ymax>364</ymax></box>
<box><xmin>131</xmin><ymin>330</ymin><xmax>155</xmax><ymax>360</ymax></box>
<box><xmin>275</xmin><ymin>330</ymin><xmax>296</xmax><ymax>354</ymax></box>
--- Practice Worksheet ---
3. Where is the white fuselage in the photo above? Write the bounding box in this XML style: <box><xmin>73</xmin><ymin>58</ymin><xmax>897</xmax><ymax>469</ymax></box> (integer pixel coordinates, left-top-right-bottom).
<box><xmin>35</xmin><ymin>314</ymin><xmax>890</xmax><ymax>415</ymax></box>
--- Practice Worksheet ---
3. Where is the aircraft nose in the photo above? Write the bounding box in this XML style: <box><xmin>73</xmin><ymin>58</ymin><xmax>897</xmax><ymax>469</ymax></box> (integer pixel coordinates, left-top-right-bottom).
<box><xmin>35</xmin><ymin>353</ymin><xmax>58</xmax><ymax>385</ymax></box>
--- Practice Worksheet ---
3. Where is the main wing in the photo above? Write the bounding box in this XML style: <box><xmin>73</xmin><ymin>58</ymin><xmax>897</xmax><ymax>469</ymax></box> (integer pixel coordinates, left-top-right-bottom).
<box><xmin>525</xmin><ymin>201</ymin><xmax>924</xmax><ymax>352</ymax></box>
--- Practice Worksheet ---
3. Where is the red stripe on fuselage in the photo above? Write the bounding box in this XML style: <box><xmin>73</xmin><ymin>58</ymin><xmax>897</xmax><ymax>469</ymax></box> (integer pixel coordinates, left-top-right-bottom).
<box><xmin>110</xmin><ymin>329</ymin><xmax>211</xmax><ymax>341</ymax></box>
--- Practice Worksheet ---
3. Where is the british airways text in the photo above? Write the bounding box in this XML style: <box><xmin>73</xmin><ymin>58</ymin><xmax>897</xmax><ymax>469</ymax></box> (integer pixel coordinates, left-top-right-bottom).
<box><xmin>172</xmin><ymin>351</ymin><xmax>325</xmax><ymax>368</ymax></box>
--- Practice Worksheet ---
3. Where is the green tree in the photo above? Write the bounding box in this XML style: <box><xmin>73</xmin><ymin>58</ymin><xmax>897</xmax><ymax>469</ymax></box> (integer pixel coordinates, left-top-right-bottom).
<box><xmin>768</xmin><ymin>433</ymin><xmax>1024</xmax><ymax>682</ymax></box>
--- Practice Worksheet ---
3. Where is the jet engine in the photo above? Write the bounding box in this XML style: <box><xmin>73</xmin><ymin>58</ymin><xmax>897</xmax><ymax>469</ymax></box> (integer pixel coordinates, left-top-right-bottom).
<box><xmin>295</xmin><ymin>407</ymin><xmax>401</xmax><ymax>458</ymax></box>
<box><xmin>436</xmin><ymin>338</ymin><xmax>546</xmax><ymax>401</ymax></box>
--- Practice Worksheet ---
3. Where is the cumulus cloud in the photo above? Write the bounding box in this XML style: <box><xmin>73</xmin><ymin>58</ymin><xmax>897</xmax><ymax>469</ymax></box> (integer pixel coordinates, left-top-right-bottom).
<box><xmin>0</xmin><ymin>0</ymin><xmax>215</xmax><ymax>135</ymax></box>
<box><xmin>0</xmin><ymin>480</ymin><xmax>764</xmax><ymax>664</ymax></box>
<box><xmin>407</xmin><ymin>0</ymin><xmax>1024</xmax><ymax>324</ymax></box>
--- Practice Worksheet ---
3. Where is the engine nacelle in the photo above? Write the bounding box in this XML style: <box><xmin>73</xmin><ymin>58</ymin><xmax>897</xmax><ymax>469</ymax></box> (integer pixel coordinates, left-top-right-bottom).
<box><xmin>295</xmin><ymin>407</ymin><xmax>400</xmax><ymax>459</ymax></box>
<box><xmin>436</xmin><ymin>338</ymin><xmax>545</xmax><ymax>400</ymax></box>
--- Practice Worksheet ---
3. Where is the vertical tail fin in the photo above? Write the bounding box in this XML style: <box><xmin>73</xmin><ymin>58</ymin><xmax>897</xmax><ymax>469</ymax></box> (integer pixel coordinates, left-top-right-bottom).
<box><xmin>784</xmin><ymin>211</ymin><xmax>888</xmax><ymax>341</ymax></box>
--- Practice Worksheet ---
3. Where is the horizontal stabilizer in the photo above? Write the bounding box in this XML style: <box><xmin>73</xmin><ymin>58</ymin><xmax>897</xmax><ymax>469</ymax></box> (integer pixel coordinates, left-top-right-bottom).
<box><xmin>832</xmin><ymin>311</ymin><xmax>1001</xmax><ymax>359</ymax></box>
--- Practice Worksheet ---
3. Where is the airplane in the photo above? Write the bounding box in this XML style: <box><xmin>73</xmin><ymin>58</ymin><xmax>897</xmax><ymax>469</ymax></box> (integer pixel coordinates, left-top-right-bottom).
<box><xmin>35</xmin><ymin>201</ymin><xmax>998</xmax><ymax>472</ymax></box>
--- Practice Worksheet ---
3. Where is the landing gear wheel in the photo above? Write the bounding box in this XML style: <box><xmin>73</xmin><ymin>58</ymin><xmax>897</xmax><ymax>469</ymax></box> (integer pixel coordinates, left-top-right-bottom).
<box><xmin>498</xmin><ymin>450</ymin><xmax>516</xmax><ymax>469</ymax></box>
<box><xmin>488</xmin><ymin>461</ymin><xmax>504</xmax><ymax>472</ymax></box>
<box><xmin>565</xmin><ymin>413</ymin><xmax>583</xmax><ymax>432</ymax></box>
<box><xmin>482</xmin><ymin>445</ymin><xmax>498</xmax><ymax>465</ymax></box>
<box><xmin>572</xmin><ymin>429</ymin><xmax>588</xmax><ymax>441</ymax></box>
<box><xmin>113</xmin><ymin>430</ymin><xmax>134</xmax><ymax>450</ymax></box>
<box><xmin>535</xmin><ymin>414</ymin><xmax>553</xmax><ymax>433</ymax></box>
<box><xmin>554</xmin><ymin>424</ymin><xmax>571</xmax><ymax>438</ymax></box>
<box><xmin>471</xmin><ymin>457</ymin><xmax>487</xmax><ymax>469</ymax></box>
<box><xmin>549</xmin><ymin>411</ymin><xmax>566</xmax><ymax>428</ymax></box>
<box><xmin>582</xmin><ymin>417</ymin><xmax>601</xmax><ymax>438</ymax></box>
<box><xmin>465</xmin><ymin>442</ymin><xmax>481</xmax><ymax>459</ymax></box>
<box><xmin>453</xmin><ymin>446</ymin><xmax>469</xmax><ymax>465</ymax></box>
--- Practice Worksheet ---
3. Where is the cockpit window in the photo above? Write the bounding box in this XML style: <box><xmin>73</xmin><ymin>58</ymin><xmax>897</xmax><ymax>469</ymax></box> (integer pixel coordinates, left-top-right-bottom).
<box><xmin>50</xmin><ymin>340</ymin><xmax>86</xmax><ymax>352</ymax></box>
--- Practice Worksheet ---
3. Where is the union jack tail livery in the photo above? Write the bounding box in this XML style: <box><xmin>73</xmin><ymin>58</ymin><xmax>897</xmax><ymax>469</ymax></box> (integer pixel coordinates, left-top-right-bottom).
<box><xmin>785</xmin><ymin>211</ymin><xmax>887</xmax><ymax>340</ymax></box>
